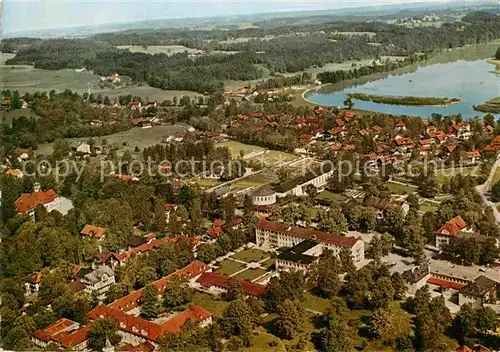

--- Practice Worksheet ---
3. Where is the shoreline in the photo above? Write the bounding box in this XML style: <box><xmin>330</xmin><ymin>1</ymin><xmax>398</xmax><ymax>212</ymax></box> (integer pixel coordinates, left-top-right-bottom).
<box><xmin>347</xmin><ymin>93</ymin><xmax>461</xmax><ymax>107</ymax></box>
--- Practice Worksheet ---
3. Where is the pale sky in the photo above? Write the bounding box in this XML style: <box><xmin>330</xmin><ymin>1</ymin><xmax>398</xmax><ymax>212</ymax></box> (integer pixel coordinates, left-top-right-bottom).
<box><xmin>1</xmin><ymin>0</ymin><xmax>467</xmax><ymax>35</ymax></box>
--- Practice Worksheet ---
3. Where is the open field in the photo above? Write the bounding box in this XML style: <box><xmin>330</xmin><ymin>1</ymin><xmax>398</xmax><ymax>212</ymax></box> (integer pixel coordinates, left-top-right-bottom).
<box><xmin>215</xmin><ymin>259</ymin><xmax>246</xmax><ymax>275</ymax></box>
<box><xmin>196</xmin><ymin>178</ymin><xmax>222</xmax><ymax>188</ymax></box>
<box><xmin>36</xmin><ymin>124</ymin><xmax>189</xmax><ymax>156</ymax></box>
<box><xmin>232</xmin><ymin>248</ymin><xmax>268</xmax><ymax>262</ymax></box>
<box><xmin>1</xmin><ymin>53</ymin><xmax>200</xmax><ymax>101</ymax></box>
<box><xmin>318</xmin><ymin>190</ymin><xmax>346</xmax><ymax>201</ymax></box>
<box><xmin>435</xmin><ymin>166</ymin><xmax>480</xmax><ymax>184</ymax></box>
<box><xmin>117</xmin><ymin>45</ymin><xmax>204</xmax><ymax>56</ymax></box>
<box><xmin>233</xmin><ymin>268</ymin><xmax>267</xmax><ymax>281</ymax></box>
<box><xmin>2</xmin><ymin>108</ymin><xmax>40</xmax><ymax>126</ymax></box>
<box><xmin>387</xmin><ymin>181</ymin><xmax>417</xmax><ymax>194</ymax></box>
<box><xmin>303</xmin><ymin>291</ymin><xmax>331</xmax><ymax>313</ymax></box>
<box><xmin>191</xmin><ymin>292</ymin><xmax>229</xmax><ymax>318</ymax></box>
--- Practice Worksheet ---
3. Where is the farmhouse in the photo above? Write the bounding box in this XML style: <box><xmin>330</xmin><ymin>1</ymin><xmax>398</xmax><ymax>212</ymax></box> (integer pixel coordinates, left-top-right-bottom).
<box><xmin>80</xmin><ymin>224</ymin><xmax>107</xmax><ymax>240</ymax></box>
<box><xmin>255</xmin><ymin>219</ymin><xmax>364</xmax><ymax>263</ymax></box>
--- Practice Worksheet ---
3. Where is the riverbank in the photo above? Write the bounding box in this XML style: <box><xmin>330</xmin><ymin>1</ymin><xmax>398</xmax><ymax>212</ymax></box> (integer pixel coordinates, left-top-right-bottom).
<box><xmin>347</xmin><ymin>93</ymin><xmax>461</xmax><ymax>107</ymax></box>
<box><xmin>487</xmin><ymin>58</ymin><xmax>500</xmax><ymax>73</ymax></box>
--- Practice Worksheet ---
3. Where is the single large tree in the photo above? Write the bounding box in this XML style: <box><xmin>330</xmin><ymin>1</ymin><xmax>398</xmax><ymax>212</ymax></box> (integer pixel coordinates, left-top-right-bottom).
<box><xmin>141</xmin><ymin>284</ymin><xmax>159</xmax><ymax>319</ymax></box>
<box><xmin>88</xmin><ymin>317</ymin><xmax>121</xmax><ymax>351</ymax></box>
<box><xmin>275</xmin><ymin>299</ymin><xmax>306</xmax><ymax>340</ymax></box>
<box><xmin>219</xmin><ymin>299</ymin><xmax>256</xmax><ymax>347</ymax></box>
<box><xmin>163</xmin><ymin>276</ymin><xmax>192</xmax><ymax>309</ymax></box>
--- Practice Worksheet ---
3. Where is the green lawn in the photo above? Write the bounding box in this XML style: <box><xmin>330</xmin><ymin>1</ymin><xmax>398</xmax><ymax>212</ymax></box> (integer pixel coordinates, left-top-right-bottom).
<box><xmin>215</xmin><ymin>260</ymin><xmax>246</xmax><ymax>276</ymax></box>
<box><xmin>196</xmin><ymin>178</ymin><xmax>222</xmax><ymax>188</ymax></box>
<box><xmin>233</xmin><ymin>268</ymin><xmax>267</xmax><ymax>282</ymax></box>
<box><xmin>262</xmin><ymin>258</ymin><xmax>275</xmax><ymax>270</ymax></box>
<box><xmin>232</xmin><ymin>248</ymin><xmax>268</xmax><ymax>263</ymax></box>
<box><xmin>492</xmin><ymin>166</ymin><xmax>500</xmax><ymax>186</ymax></box>
<box><xmin>191</xmin><ymin>292</ymin><xmax>229</xmax><ymax>318</ymax></box>
<box><xmin>303</xmin><ymin>291</ymin><xmax>331</xmax><ymax>313</ymax></box>
<box><xmin>420</xmin><ymin>203</ymin><xmax>439</xmax><ymax>213</ymax></box>
<box><xmin>318</xmin><ymin>190</ymin><xmax>346</xmax><ymax>201</ymax></box>
<box><xmin>387</xmin><ymin>182</ymin><xmax>417</xmax><ymax>194</ymax></box>
<box><xmin>435</xmin><ymin>166</ymin><xmax>480</xmax><ymax>184</ymax></box>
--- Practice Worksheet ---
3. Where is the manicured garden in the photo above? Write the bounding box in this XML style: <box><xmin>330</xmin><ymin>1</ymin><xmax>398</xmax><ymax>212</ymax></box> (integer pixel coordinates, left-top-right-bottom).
<box><xmin>233</xmin><ymin>268</ymin><xmax>267</xmax><ymax>282</ymax></box>
<box><xmin>232</xmin><ymin>248</ymin><xmax>269</xmax><ymax>263</ymax></box>
<box><xmin>215</xmin><ymin>259</ymin><xmax>246</xmax><ymax>275</ymax></box>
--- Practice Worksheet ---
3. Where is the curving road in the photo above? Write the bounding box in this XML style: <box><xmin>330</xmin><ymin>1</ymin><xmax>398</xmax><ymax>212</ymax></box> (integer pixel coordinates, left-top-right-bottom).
<box><xmin>475</xmin><ymin>155</ymin><xmax>500</xmax><ymax>223</ymax></box>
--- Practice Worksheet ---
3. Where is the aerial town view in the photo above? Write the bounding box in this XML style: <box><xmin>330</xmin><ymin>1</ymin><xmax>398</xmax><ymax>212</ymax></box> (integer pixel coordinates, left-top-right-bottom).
<box><xmin>2</xmin><ymin>0</ymin><xmax>500</xmax><ymax>351</ymax></box>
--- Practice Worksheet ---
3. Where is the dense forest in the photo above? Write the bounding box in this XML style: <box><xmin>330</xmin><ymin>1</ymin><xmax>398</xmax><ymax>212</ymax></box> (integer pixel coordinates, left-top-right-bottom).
<box><xmin>3</xmin><ymin>11</ymin><xmax>500</xmax><ymax>93</ymax></box>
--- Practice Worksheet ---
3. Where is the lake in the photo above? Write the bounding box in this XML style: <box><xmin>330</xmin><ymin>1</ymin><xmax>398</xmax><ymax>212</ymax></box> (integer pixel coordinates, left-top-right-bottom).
<box><xmin>306</xmin><ymin>59</ymin><xmax>500</xmax><ymax>119</ymax></box>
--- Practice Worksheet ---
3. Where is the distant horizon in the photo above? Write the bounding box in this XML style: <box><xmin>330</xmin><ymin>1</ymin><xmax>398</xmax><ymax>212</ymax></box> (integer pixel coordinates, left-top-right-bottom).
<box><xmin>2</xmin><ymin>0</ymin><xmax>487</xmax><ymax>36</ymax></box>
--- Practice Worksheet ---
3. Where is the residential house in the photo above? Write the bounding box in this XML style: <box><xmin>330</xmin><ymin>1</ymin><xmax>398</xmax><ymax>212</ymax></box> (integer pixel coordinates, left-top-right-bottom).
<box><xmin>435</xmin><ymin>215</ymin><xmax>469</xmax><ymax>248</ymax></box>
<box><xmin>5</xmin><ymin>168</ymin><xmax>23</xmax><ymax>178</ymax></box>
<box><xmin>395</xmin><ymin>120</ymin><xmax>406</xmax><ymax>131</ymax></box>
<box><xmin>32</xmin><ymin>318</ymin><xmax>89</xmax><ymax>351</ymax></box>
<box><xmin>75</xmin><ymin>142</ymin><xmax>91</xmax><ymax>155</ymax></box>
<box><xmin>492</xmin><ymin>135</ymin><xmax>500</xmax><ymax>149</ymax></box>
<box><xmin>81</xmin><ymin>265</ymin><xmax>115</xmax><ymax>299</ymax></box>
<box><xmin>467</xmin><ymin>150</ymin><xmax>481</xmax><ymax>164</ymax></box>
<box><xmin>25</xmin><ymin>272</ymin><xmax>42</xmax><ymax>295</ymax></box>
<box><xmin>80</xmin><ymin>224</ymin><xmax>107</xmax><ymax>240</ymax></box>
<box><xmin>255</xmin><ymin>219</ymin><xmax>364</xmax><ymax>263</ymax></box>
<box><xmin>451</xmin><ymin>122</ymin><xmax>472</xmax><ymax>140</ymax></box>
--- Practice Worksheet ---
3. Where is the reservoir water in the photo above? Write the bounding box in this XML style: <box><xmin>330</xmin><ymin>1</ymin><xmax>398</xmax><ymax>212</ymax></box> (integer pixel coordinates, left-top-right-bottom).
<box><xmin>306</xmin><ymin>59</ymin><xmax>500</xmax><ymax>119</ymax></box>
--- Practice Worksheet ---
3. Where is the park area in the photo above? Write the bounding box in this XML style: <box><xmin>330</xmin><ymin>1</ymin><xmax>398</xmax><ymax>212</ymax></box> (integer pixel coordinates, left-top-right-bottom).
<box><xmin>435</xmin><ymin>166</ymin><xmax>480</xmax><ymax>184</ymax></box>
<box><xmin>231</xmin><ymin>248</ymin><xmax>269</xmax><ymax>262</ymax></box>
<box><xmin>215</xmin><ymin>260</ymin><xmax>246</xmax><ymax>276</ymax></box>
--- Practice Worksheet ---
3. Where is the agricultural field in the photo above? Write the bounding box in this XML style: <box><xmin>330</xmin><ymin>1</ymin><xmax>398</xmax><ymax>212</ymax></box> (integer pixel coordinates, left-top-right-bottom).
<box><xmin>231</xmin><ymin>248</ymin><xmax>269</xmax><ymax>263</ymax></box>
<box><xmin>36</xmin><ymin>124</ymin><xmax>189</xmax><ymax>156</ymax></box>
<box><xmin>435</xmin><ymin>166</ymin><xmax>480</xmax><ymax>184</ymax></box>
<box><xmin>1</xmin><ymin>53</ymin><xmax>200</xmax><ymax>102</ymax></box>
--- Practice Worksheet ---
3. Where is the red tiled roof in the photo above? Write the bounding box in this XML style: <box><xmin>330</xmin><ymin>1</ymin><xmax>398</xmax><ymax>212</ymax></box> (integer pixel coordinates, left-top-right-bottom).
<box><xmin>335</xmin><ymin>118</ymin><xmax>344</xmax><ymax>127</ymax></box>
<box><xmin>251</xmin><ymin>112</ymin><xmax>263</xmax><ymax>118</ymax></box>
<box><xmin>467</xmin><ymin>151</ymin><xmax>480</xmax><ymax>158</ymax></box>
<box><xmin>196</xmin><ymin>272</ymin><xmax>266</xmax><ymax>298</ymax></box>
<box><xmin>445</xmin><ymin>145</ymin><xmax>456</xmax><ymax>153</ymax></box>
<box><xmin>15</xmin><ymin>189</ymin><xmax>57</xmax><ymax>213</ymax></box>
<box><xmin>256</xmin><ymin>219</ymin><xmax>359</xmax><ymax>248</ymax></box>
<box><xmin>427</xmin><ymin>277</ymin><xmax>466</xmax><ymax>290</ymax></box>
<box><xmin>118</xmin><ymin>341</ymin><xmax>155</xmax><ymax>352</ymax></box>
<box><xmin>492</xmin><ymin>135</ymin><xmax>500</xmax><ymax>145</ymax></box>
<box><xmin>70</xmin><ymin>280</ymin><xmax>86</xmax><ymax>294</ymax></box>
<box><xmin>483</xmin><ymin>145</ymin><xmax>497</xmax><ymax>152</ymax></box>
<box><xmin>435</xmin><ymin>215</ymin><xmax>468</xmax><ymax>237</ymax></box>
<box><xmin>372</xmin><ymin>125</ymin><xmax>383</xmax><ymax>134</ymax></box>
<box><xmin>32</xmin><ymin>318</ymin><xmax>89</xmax><ymax>349</ymax></box>
<box><xmin>419</xmin><ymin>139</ymin><xmax>433</xmax><ymax>146</ymax></box>
<box><xmin>108</xmin><ymin>260</ymin><xmax>210</xmax><ymax>312</ymax></box>
<box><xmin>80</xmin><ymin>225</ymin><xmax>106</xmax><ymax>239</ymax></box>
<box><xmin>395</xmin><ymin>120</ymin><xmax>405</xmax><ymax>127</ymax></box>
<box><xmin>88</xmin><ymin>304</ymin><xmax>211</xmax><ymax>342</ymax></box>
<box><xmin>457</xmin><ymin>346</ymin><xmax>473</xmax><ymax>352</ymax></box>
<box><xmin>5</xmin><ymin>168</ymin><xmax>22</xmax><ymax>177</ymax></box>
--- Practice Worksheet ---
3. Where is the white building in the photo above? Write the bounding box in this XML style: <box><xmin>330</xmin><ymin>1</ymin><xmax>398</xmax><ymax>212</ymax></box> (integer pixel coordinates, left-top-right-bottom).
<box><xmin>274</xmin><ymin>163</ymin><xmax>334</xmax><ymax>197</ymax></box>
<box><xmin>250</xmin><ymin>187</ymin><xmax>277</xmax><ymax>207</ymax></box>
<box><xmin>76</xmin><ymin>142</ymin><xmax>91</xmax><ymax>155</ymax></box>
<box><xmin>435</xmin><ymin>215</ymin><xmax>469</xmax><ymax>248</ymax></box>
<box><xmin>15</xmin><ymin>183</ymin><xmax>73</xmax><ymax>220</ymax></box>
<box><xmin>81</xmin><ymin>265</ymin><xmax>115</xmax><ymax>299</ymax></box>
<box><xmin>256</xmin><ymin>219</ymin><xmax>364</xmax><ymax>263</ymax></box>
<box><xmin>276</xmin><ymin>239</ymin><xmax>323</xmax><ymax>272</ymax></box>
